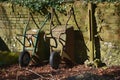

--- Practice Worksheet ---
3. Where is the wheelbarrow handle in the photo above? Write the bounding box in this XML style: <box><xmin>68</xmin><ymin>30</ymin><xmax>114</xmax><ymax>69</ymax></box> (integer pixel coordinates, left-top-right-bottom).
<box><xmin>45</xmin><ymin>33</ymin><xmax>58</xmax><ymax>49</ymax></box>
<box><xmin>59</xmin><ymin>32</ymin><xmax>66</xmax><ymax>47</ymax></box>
<box><xmin>16</xmin><ymin>34</ymin><xmax>34</xmax><ymax>47</ymax></box>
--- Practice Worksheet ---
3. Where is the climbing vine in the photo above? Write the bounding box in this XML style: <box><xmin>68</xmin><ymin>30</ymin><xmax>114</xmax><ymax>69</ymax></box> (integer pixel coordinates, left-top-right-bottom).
<box><xmin>6</xmin><ymin>0</ymin><xmax>120</xmax><ymax>15</ymax></box>
<box><xmin>10</xmin><ymin>0</ymin><xmax>67</xmax><ymax>15</ymax></box>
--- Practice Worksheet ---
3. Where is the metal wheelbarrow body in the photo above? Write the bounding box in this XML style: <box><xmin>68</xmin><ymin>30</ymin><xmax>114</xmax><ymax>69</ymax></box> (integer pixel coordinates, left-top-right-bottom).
<box><xmin>16</xmin><ymin>13</ymin><xmax>50</xmax><ymax>67</ymax></box>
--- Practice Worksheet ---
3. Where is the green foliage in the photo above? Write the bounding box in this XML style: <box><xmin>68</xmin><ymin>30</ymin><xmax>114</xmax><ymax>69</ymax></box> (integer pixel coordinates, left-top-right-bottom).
<box><xmin>10</xmin><ymin>0</ymin><xmax>66</xmax><ymax>15</ymax></box>
<box><xmin>9</xmin><ymin>0</ymin><xmax>120</xmax><ymax>15</ymax></box>
<box><xmin>85</xmin><ymin>0</ymin><xmax>120</xmax><ymax>2</ymax></box>
<box><xmin>0</xmin><ymin>51</ymin><xmax>19</xmax><ymax>66</ymax></box>
<box><xmin>8</xmin><ymin>0</ymin><xmax>120</xmax><ymax>15</ymax></box>
<box><xmin>0</xmin><ymin>0</ymin><xmax>8</xmax><ymax>2</ymax></box>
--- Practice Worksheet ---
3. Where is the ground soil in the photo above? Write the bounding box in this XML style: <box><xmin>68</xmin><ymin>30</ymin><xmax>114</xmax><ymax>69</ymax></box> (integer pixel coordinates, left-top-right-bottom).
<box><xmin>0</xmin><ymin>63</ymin><xmax>120</xmax><ymax>80</ymax></box>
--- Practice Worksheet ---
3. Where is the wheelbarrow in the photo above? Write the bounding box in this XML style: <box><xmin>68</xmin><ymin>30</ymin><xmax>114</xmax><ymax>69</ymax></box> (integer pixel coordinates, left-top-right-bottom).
<box><xmin>47</xmin><ymin>26</ymin><xmax>76</xmax><ymax>69</ymax></box>
<box><xmin>16</xmin><ymin>7</ymin><xmax>76</xmax><ymax>68</ymax></box>
<box><xmin>46</xmin><ymin>8</ymin><xmax>76</xmax><ymax>69</ymax></box>
<box><xmin>16</xmin><ymin>13</ymin><xmax>50</xmax><ymax>67</ymax></box>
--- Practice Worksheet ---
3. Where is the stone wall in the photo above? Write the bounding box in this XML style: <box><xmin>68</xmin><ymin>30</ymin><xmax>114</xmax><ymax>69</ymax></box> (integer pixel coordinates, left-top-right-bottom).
<box><xmin>95</xmin><ymin>2</ymin><xmax>120</xmax><ymax>66</ymax></box>
<box><xmin>0</xmin><ymin>1</ymin><xmax>120</xmax><ymax>66</ymax></box>
<box><xmin>0</xmin><ymin>2</ymin><xmax>49</xmax><ymax>51</ymax></box>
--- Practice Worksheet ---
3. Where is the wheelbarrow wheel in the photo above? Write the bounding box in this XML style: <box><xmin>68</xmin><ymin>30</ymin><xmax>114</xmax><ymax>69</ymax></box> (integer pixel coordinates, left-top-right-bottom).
<box><xmin>49</xmin><ymin>51</ymin><xmax>61</xmax><ymax>69</ymax></box>
<box><xmin>19</xmin><ymin>50</ymin><xmax>30</xmax><ymax>67</ymax></box>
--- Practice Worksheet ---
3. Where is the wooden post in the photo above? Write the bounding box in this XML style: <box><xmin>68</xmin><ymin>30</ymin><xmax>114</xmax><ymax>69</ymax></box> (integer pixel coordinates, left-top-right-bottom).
<box><xmin>88</xmin><ymin>3</ymin><xmax>94</xmax><ymax>62</ymax></box>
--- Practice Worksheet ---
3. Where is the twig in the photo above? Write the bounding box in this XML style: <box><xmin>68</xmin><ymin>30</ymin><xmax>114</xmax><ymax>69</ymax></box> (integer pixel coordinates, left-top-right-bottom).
<box><xmin>16</xmin><ymin>68</ymin><xmax>54</xmax><ymax>80</ymax></box>
<box><xmin>23</xmin><ymin>68</ymin><xmax>54</xmax><ymax>80</ymax></box>
<box><xmin>16</xmin><ymin>71</ymin><xmax>19</xmax><ymax>80</ymax></box>
<box><xmin>25</xmin><ymin>68</ymin><xmax>44</xmax><ymax>79</ymax></box>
